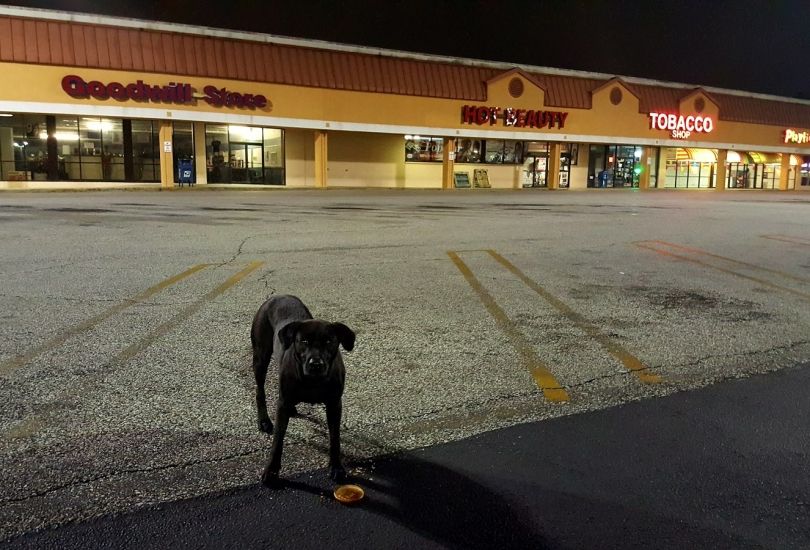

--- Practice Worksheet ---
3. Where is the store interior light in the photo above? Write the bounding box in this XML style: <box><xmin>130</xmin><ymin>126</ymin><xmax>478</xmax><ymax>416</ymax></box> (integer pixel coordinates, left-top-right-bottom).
<box><xmin>0</xmin><ymin>113</ymin><xmax>13</xmax><ymax>117</ymax></box>
<box><xmin>84</xmin><ymin>120</ymin><xmax>114</xmax><ymax>131</ymax></box>
<box><xmin>405</xmin><ymin>135</ymin><xmax>412</xmax><ymax>140</ymax></box>
<box><xmin>38</xmin><ymin>131</ymin><xmax>80</xmax><ymax>141</ymax></box>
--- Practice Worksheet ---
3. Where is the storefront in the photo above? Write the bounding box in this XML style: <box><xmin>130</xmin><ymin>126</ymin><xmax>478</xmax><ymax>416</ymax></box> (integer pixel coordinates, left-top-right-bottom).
<box><xmin>0</xmin><ymin>6</ymin><xmax>809</xmax><ymax>192</ymax></box>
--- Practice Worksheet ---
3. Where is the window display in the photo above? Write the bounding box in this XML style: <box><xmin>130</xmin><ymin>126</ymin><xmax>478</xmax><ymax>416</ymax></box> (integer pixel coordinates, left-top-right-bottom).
<box><xmin>405</xmin><ymin>136</ymin><xmax>443</xmax><ymax>162</ymax></box>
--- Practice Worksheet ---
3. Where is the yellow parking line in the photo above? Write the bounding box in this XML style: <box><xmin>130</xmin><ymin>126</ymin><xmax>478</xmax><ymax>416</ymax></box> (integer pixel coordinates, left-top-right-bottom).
<box><xmin>487</xmin><ymin>250</ymin><xmax>662</xmax><ymax>384</ymax></box>
<box><xmin>635</xmin><ymin>242</ymin><xmax>810</xmax><ymax>302</ymax></box>
<box><xmin>646</xmin><ymin>240</ymin><xmax>810</xmax><ymax>284</ymax></box>
<box><xmin>761</xmin><ymin>234</ymin><xmax>810</xmax><ymax>247</ymax></box>
<box><xmin>115</xmin><ymin>261</ymin><xmax>264</xmax><ymax>365</ymax></box>
<box><xmin>447</xmin><ymin>252</ymin><xmax>569</xmax><ymax>403</ymax></box>
<box><xmin>0</xmin><ymin>264</ymin><xmax>211</xmax><ymax>377</ymax></box>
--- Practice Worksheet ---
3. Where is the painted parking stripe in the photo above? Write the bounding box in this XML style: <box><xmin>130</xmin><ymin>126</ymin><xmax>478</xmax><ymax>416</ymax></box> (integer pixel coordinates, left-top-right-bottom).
<box><xmin>447</xmin><ymin>251</ymin><xmax>569</xmax><ymax>403</ymax></box>
<box><xmin>2</xmin><ymin>261</ymin><xmax>265</xmax><ymax>441</ymax></box>
<box><xmin>635</xmin><ymin>242</ymin><xmax>810</xmax><ymax>302</ymax></box>
<box><xmin>0</xmin><ymin>264</ymin><xmax>211</xmax><ymax>378</ymax></box>
<box><xmin>486</xmin><ymin>250</ymin><xmax>662</xmax><ymax>385</ymax></box>
<box><xmin>114</xmin><ymin>261</ymin><xmax>264</xmax><ymax>365</ymax></box>
<box><xmin>645</xmin><ymin>240</ymin><xmax>810</xmax><ymax>284</ymax></box>
<box><xmin>761</xmin><ymin>234</ymin><xmax>810</xmax><ymax>247</ymax></box>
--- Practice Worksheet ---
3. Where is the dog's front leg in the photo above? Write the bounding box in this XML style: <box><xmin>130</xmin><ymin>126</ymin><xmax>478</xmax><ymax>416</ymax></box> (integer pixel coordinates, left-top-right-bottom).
<box><xmin>326</xmin><ymin>398</ymin><xmax>346</xmax><ymax>482</ymax></box>
<box><xmin>252</xmin><ymin>349</ymin><xmax>273</xmax><ymax>434</ymax></box>
<box><xmin>261</xmin><ymin>403</ymin><xmax>290</xmax><ymax>488</ymax></box>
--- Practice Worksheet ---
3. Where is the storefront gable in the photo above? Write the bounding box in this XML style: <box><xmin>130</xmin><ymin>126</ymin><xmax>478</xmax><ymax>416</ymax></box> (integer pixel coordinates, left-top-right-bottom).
<box><xmin>678</xmin><ymin>88</ymin><xmax>720</xmax><ymax>120</ymax></box>
<box><xmin>484</xmin><ymin>68</ymin><xmax>546</xmax><ymax>109</ymax></box>
<box><xmin>590</xmin><ymin>77</ymin><xmax>641</xmax><ymax>117</ymax></box>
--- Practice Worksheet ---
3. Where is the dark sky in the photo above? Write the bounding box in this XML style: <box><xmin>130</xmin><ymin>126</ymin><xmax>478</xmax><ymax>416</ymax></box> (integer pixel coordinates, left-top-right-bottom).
<box><xmin>5</xmin><ymin>0</ymin><xmax>810</xmax><ymax>99</ymax></box>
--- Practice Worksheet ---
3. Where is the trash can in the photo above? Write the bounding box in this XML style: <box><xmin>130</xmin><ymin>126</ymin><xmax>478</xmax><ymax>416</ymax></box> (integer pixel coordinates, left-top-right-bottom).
<box><xmin>177</xmin><ymin>159</ymin><xmax>194</xmax><ymax>186</ymax></box>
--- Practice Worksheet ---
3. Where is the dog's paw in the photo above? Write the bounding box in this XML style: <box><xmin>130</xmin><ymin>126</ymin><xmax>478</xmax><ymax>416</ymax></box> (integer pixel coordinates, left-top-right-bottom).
<box><xmin>258</xmin><ymin>418</ymin><xmax>274</xmax><ymax>434</ymax></box>
<box><xmin>261</xmin><ymin>469</ymin><xmax>282</xmax><ymax>489</ymax></box>
<box><xmin>329</xmin><ymin>465</ymin><xmax>347</xmax><ymax>483</ymax></box>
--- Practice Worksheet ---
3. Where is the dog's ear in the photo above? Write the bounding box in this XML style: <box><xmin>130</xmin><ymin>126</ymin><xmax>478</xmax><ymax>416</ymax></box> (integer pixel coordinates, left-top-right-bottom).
<box><xmin>279</xmin><ymin>321</ymin><xmax>301</xmax><ymax>349</ymax></box>
<box><xmin>330</xmin><ymin>323</ymin><xmax>355</xmax><ymax>352</ymax></box>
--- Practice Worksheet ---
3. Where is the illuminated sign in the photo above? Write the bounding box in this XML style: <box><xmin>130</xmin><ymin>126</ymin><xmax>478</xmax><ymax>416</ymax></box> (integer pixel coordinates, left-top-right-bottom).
<box><xmin>462</xmin><ymin>105</ymin><xmax>569</xmax><ymax>129</ymax></box>
<box><xmin>649</xmin><ymin>112</ymin><xmax>714</xmax><ymax>139</ymax></box>
<box><xmin>784</xmin><ymin>128</ymin><xmax>810</xmax><ymax>144</ymax></box>
<box><xmin>61</xmin><ymin>75</ymin><xmax>268</xmax><ymax>110</ymax></box>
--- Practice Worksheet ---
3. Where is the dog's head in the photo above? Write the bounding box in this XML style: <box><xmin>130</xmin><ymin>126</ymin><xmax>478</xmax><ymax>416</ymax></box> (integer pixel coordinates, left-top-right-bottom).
<box><xmin>279</xmin><ymin>320</ymin><xmax>355</xmax><ymax>378</ymax></box>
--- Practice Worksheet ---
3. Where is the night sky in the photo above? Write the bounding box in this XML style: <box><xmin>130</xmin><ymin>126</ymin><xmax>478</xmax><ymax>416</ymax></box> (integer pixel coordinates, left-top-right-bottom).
<box><xmin>5</xmin><ymin>0</ymin><xmax>810</xmax><ymax>99</ymax></box>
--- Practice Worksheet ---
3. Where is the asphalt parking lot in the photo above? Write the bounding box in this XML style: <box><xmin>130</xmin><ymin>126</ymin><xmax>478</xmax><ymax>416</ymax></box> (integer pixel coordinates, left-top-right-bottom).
<box><xmin>1</xmin><ymin>188</ymin><xmax>809</xmax><ymax>540</ymax></box>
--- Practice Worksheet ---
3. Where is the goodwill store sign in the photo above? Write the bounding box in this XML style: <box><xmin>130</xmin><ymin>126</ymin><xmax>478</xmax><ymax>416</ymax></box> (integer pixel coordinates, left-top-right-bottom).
<box><xmin>61</xmin><ymin>75</ymin><xmax>269</xmax><ymax>110</ymax></box>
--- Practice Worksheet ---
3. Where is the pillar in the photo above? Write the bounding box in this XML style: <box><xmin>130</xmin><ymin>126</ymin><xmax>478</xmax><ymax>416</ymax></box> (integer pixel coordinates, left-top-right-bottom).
<box><xmin>442</xmin><ymin>137</ymin><xmax>456</xmax><ymax>189</ymax></box>
<box><xmin>778</xmin><ymin>153</ymin><xmax>791</xmax><ymax>191</ymax></box>
<box><xmin>547</xmin><ymin>142</ymin><xmax>561</xmax><ymax>189</ymax></box>
<box><xmin>158</xmin><ymin>120</ymin><xmax>174</xmax><ymax>188</ymax></box>
<box><xmin>638</xmin><ymin>147</ymin><xmax>651</xmax><ymax>189</ymax></box>
<box><xmin>715</xmin><ymin>149</ymin><xmax>727</xmax><ymax>191</ymax></box>
<box><xmin>193</xmin><ymin>122</ymin><xmax>208</xmax><ymax>185</ymax></box>
<box><xmin>314</xmin><ymin>130</ymin><xmax>328</xmax><ymax>188</ymax></box>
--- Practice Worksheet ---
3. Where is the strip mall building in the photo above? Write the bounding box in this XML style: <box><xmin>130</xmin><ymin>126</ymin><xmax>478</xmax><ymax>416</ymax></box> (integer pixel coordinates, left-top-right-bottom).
<box><xmin>1</xmin><ymin>5</ymin><xmax>809</xmax><ymax>192</ymax></box>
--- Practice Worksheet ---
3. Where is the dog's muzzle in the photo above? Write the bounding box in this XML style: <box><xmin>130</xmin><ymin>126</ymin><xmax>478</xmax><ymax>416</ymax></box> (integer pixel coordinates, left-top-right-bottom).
<box><xmin>304</xmin><ymin>357</ymin><xmax>327</xmax><ymax>376</ymax></box>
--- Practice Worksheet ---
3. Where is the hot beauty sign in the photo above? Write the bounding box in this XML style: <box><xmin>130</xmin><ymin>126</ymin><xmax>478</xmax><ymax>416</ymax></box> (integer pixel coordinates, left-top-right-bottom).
<box><xmin>462</xmin><ymin>105</ymin><xmax>569</xmax><ymax>129</ymax></box>
<box><xmin>649</xmin><ymin>112</ymin><xmax>714</xmax><ymax>139</ymax></box>
<box><xmin>61</xmin><ymin>75</ymin><xmax>269</xmax><ymax>110</ymax></box>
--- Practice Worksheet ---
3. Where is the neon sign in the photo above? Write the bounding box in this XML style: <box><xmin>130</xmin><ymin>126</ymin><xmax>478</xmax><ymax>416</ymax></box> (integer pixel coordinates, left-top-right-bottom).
<box><xmin>784</xmin><ymin>129</ymin><xmax>810</xmax><ymax>144</ymax></box>
<box><xmin>649</xmin><ymin>112</ymin><xmax>714</xmax><ymax>139</ymax></box>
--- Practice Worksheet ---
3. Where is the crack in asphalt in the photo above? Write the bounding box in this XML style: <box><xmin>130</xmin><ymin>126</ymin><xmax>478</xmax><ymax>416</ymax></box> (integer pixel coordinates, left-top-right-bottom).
<box><xmin>0</xmin><ymin>446</ymin><xmax>267</xmax><ymax>506</ymax></box>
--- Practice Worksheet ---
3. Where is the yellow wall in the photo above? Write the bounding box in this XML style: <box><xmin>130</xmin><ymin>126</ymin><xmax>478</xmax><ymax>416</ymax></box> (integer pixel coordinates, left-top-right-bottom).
<box><xmin>570</xmin><ymin>144</ymin><xmax>589</xmax><ymax>189</ymax></box>
<box><xmin>285</xmin><ymin>128</ymin><xmax>315</xmax><ymax>187</ymax></box>
<box><xmin>327</xmin><ymin>131</ymin><xmax>403</xmax><ymax>188</ymax></box>
<box><xmin>404</xmin><ymin>163</ymin><xmax>442</xmax><ymax>189</ymax></box>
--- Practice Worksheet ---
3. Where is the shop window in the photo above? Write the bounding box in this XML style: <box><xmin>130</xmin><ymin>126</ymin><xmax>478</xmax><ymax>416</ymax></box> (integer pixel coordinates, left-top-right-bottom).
<box><xmin>262</xmin><ymin>128</ymin><xmax>284</xmax><ymax>185</ymax></box>
<box><xmin>404</xmin><ymin>136</ymin><xmax>443</xmax><ymax>162</ymax></box>
<box><xmin>456</xmin><ymin>138</ymin><xmax>482</xmax><ymax>163</ymax></box>
<box><xmin>0</xmin><ymin>114</ymin><xmax>47</xmax><ymax>181</ymax></box>
<box><xmin>206</xmin><ymin>124</ymin><xmax>230</xmax><ymax>183</ymax></box>
<box><xmin>206</xmin><ymin>124</ymin><xmax>285</xmax><ymax>185</ymax></box>
<box><xmin>131</xmin><ymin>120</ymin><xmax>160</xmax><ymax>182</ymax></box>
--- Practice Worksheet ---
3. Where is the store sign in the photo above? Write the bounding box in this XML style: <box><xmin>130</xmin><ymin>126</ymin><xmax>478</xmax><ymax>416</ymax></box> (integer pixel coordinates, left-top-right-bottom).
<box><xmin>649</xmin><ymin>112</ymin><xmax>714</xmax><ymax>139</ymax></box>
<box><xmin>462</xmin><ymin>105</ymin><xmax>569</xmax><ymax>129</ymax></box>
<box><xmin>784</xmin><ymin>128</ymin><xmax>810</xmax><ymax>144</ymax></box>
<box><xmin>61</xmin><ymin>75</ymin><xmax>269</xmax><ymax>110</ymax></box>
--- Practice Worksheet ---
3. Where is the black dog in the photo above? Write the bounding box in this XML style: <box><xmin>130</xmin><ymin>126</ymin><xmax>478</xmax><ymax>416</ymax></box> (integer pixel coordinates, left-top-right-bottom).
<box><xmin>251</xmin><ymin>295</ymin><xmax>355</xmax><ymax>487</ymax></box>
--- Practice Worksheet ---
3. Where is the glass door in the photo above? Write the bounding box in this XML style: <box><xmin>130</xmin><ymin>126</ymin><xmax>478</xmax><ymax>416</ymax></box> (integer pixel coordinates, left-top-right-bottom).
<box><xmin>229</xmin><ymin>142</ymin><xmax>263</xmax><ymax>183</ymax></box>
<box><xmin>521</xmin><ymin>155</ymin><xmax>548</xmax><ymax>187</ymax></box>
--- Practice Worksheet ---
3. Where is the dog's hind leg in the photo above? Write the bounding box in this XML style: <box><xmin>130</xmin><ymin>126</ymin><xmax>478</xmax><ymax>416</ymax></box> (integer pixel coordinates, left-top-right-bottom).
<box><xmin>253</xmin><ymin>348</ymin><xmax>273</xmax><ymax>433</ymax></box>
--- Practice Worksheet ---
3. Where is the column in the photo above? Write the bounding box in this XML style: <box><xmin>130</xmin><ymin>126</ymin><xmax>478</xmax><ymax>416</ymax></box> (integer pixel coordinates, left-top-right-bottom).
<box><xmin>778</xmin><ymin>153</ymin><xmax>791</xmax><ymax>191</ymax></box>
<box><xmin>314</xmin><ymin>130</ymin><xmax>328</xmax><ymax>188</ymax></box>
<box><xmin>547</xmin><ymin>142</ymin><xmax>561</xmax><ymax>189</ymax></box>
<box><xmin>158</xmin><ymin>120</ymin><xmax>174</xmax><ymax>188</ymax></box>
<box><xmin>638</xmin><ymin>147</ymin><xmax>651</xmax><ymax>189</ymax></box>
<box><xmin>442</xmin><ymin>137</ymin><xmax>456</xmax><ymax>189</ymax></box>
<box><xmin>715</xmin><ymin>149</ymin><xmax>727</xmax><ymax>191</ymax></box>
<box><xmin>194</xmin><ymin>122</ymin><xmax>208</xmax><ymax>185</ymax></box>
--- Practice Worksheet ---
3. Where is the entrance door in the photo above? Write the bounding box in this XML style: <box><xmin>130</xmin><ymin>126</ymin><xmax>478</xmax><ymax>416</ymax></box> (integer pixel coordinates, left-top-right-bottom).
<box><xmin>521</xmin><ymin>155</ymin><xmax>548</xmax><ymax>187</ymax></box>
<box><xmin>229</xmin><ymin>142</ymin><xmax>263</xmax><ymax>183</ymax></box>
